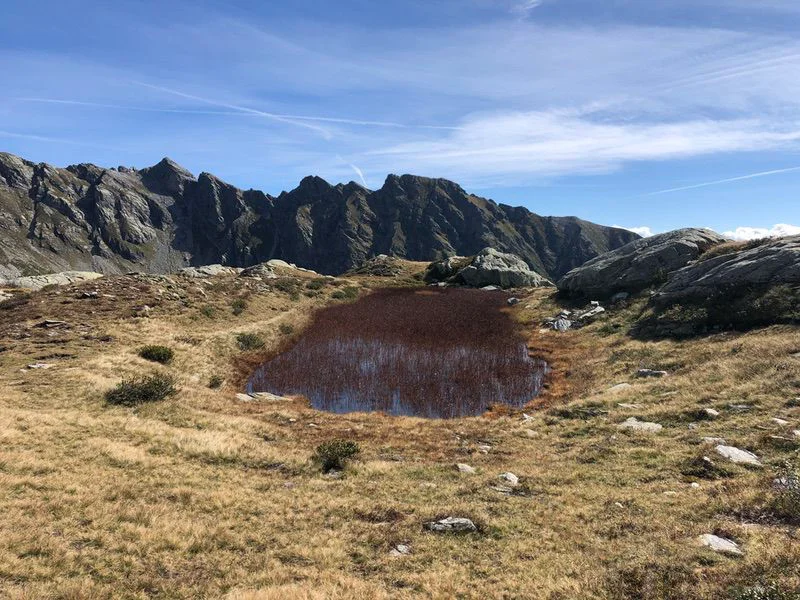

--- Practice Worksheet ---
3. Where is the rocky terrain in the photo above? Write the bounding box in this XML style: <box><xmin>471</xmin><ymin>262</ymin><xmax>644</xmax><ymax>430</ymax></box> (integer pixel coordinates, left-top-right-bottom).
<box><xmin>0</xmin><ymin>151</ymin><xmax>638</xmax><ymax>281</ymax></box>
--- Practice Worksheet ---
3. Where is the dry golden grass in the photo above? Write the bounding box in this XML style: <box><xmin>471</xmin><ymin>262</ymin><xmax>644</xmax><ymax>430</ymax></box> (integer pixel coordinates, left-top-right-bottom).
<box><xmin>0</xmin><ymin>273</ymin><xmax>798</xmax><ymax>599</ymax></box>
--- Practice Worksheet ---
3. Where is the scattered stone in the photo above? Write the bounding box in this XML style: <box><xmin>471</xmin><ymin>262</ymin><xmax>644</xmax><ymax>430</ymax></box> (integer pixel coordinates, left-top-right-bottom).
<box><xmin>26</xmin><ymin>363</ymin><xmax>53</xmax><ymax>370</ymax></box>
<box><xmin>608</xmin><ymin>383</ymin><xmax>633</xmax><ymax>393</ymax></box>
<box><xmin>702</xmin><ymin>437</ymin><xmax>727</xmax><ymax>445</ymax></box>
<box><xmin>552</xmin><ymin>318</ymin><xmax>572</xmax><ymax>332</ymax></box>
<box><xmin>456</xmin><ymin>463</ymin><xmax>476</xmax><ymax>474</ymax></box>
<box><xmin>715</xmin><ymin>445</ymin><xmax>762</xmax><ymax>466</ymax></box>
<box><xmin>523</xmin><ymin>429</ymin><xmax>538</xmax><ymax>438</ymax></box>
<box><xmin>9</xmin><ymin>271</ymin><xmax>103</xmax><ymax>290</ymax></box>
<box><xmin>36</xmin><ymin>320</ymin><xmax>68</xmax><ymax>329</ymax></box>
<box><xmin>179</xmin><ymin>264</ymin><xmax>241</xmax><ymax>278</ymax></box>
<box><xmin>235</xmin><ymin>393</ymin><xmax>255</xmax><ymax>402</ymax></box>
<box><xmin>426</xmin><ymin>248</ymin><xmax>553</xmax><ymax>289</ymax></box>
<box><xmin>239</xmin><ymin>263</ymin><xmax>278</xmax><ymax>279</ymax></box>
<box><xmin>618</xmin><ymin>417</ymin><xmax>663</xmax><ymax>433</ymax></box>
<box><xmin>576</xmin><ymin>305</ymin><xmax>605</xmax><ymax>322</ymax></box>
<box><xmin>703</xmin><ymin>408</ymin><xmax>720</xmax><ymax>419</ymax></box>
<box><xmin>772</xmin><ymin>417</ymin><xmax>790</xmax><ymax>426</ymax></box>
<box><xmin>698</xmin><ymin>534</ymin><xmax>743</xmax><ymax>556</ymax></box>
<box><xmin>424</xmin><ymin>517</ymin><xmax>477</xmax><ymax>533</ymax></box>
<box><xmin>794</xmin><ymin>430</ymin><xmax>800</xmax><ymax>439</ymax></box>
<box><xmin>389</xmin><ymin>544</ymin><xmax>411</xmax><ymax>557</ymax></box>
<box><xmin>637</xmin><ymin>369</ymin><xmax>667</xmax><ymax>378</ymax></box>
<box><xmin>78</xmin><ymin>291</ymin><xmax>99</xmax><ymax>299</ymax></box>
<box><xmin>477</xmin><ymin>444</ymin><xmax>492</xmax><ymax>454</ymax></box>
<box><xmin>617</xmin><ymin>403</ymin><xmax>641</xmax><ymax>409</ymax></box>
<box><xmin>323</xmin><ymin>470</ymin><xmax>344</xmax><ymax>480</ymax></box>
<box><xmin>491</xmin><ymin>485</ymin><xmax>516</xmax><ymax>495</ymax></box>
<box><xmin>521</xmin><ymin>413</ymin><xmax>534</xmax><ymax>422</ymax></box>
<box><xmin>690</xmin><ymin>482</ymin><xmax>701</xmax><ymax>489</ymax></box>
<box><xmin>507</xmin><ymin>297</ymin><xmax>520</xmax><ymax>306</ymax></box>
<box><xmin>613</xmin><ymin>502</ymin><xmax>625</xmax><ymax>509</ymax></box>
<box><xmin>663</xmin><ymin>491</ymin><xmax>678</xmax><ymax>497</ymax></box>
<box><xmin>499</xmin><ymin>472</ymin><xmax>519</xmax><ymax>486</ymax></box>
<box><xmin>728</xmin><ymin>404</ymin><xmax>753</xmax><ymax>412</ymax></box>
<box><xmin>249</xmin><ymin>392</ymin><xmax>292</xmax><ymax>402</ymax></box>
<box><xmin>481</xmin><ymin>285</ymin><xmax>498</xmax><ymax>291</ymax></box>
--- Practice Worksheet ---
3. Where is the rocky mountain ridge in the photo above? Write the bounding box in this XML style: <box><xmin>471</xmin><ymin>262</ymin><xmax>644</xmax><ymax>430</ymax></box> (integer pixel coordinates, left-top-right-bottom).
<box><xmin>0</xmin><ymin>151</ymin><xmax>639</xmax><ymax>279</ymax></box>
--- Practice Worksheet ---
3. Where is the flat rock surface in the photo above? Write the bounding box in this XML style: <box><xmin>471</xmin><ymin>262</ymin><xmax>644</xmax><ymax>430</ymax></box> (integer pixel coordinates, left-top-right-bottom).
<box><xmin>715</xmin><ymin>444</ymin><xmax>762</xmax><ymax>466</ymax></box>
<box><xmin>698</xmin><ymin>534</ymin><xmax>743</xmax><ymax>556</ymax></box>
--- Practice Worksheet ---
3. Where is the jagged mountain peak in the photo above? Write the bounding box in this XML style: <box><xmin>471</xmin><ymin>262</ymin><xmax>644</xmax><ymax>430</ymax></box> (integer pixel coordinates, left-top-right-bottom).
<box><xmin>0</xmin><ymin>150</ymin><xmax>640</xmax><ymax>279</ymax></box>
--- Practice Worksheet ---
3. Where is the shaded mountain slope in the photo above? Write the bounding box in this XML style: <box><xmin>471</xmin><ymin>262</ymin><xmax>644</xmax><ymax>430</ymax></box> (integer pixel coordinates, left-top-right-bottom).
<box><xmin>0</xmin><ymin>152</ymin><xmax>639</xmax><ymax>279</ymax></box>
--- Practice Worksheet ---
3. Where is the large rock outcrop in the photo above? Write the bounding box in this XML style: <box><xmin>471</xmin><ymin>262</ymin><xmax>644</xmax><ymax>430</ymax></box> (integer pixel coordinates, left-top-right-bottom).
<box><xmin>654</xmin><ymin>235</ymin><xmax>800</xmax><ymax>306</ymax></box>
<box><xmin>0</xmin><ymin>152</ymin><xmax>638</xmax><ymax>278</ymax></box>
<box><xmin>425</xmin><ymin>248</ymin><xmax>552</xmax><ymax>288</ymax></box>
<box><xmin>557</xmin><ymin>228</ymin><xmax>726</xmax><ymax>298</ymax></box>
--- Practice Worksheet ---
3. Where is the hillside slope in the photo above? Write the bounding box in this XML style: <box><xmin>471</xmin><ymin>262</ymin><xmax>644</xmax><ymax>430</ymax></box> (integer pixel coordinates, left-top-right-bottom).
<box><xmin>0</xmin><ymin>152</ymin><xmax>638</xmax><ymax>279</ymax></box>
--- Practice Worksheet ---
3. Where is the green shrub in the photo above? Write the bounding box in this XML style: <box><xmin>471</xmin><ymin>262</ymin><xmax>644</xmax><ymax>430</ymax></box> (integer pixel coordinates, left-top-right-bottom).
<box><xmin>331</xmin><ymin>286</ymin><xmax>360</xmax><ymax>300</ymax></box>
<box><xmin>105</xmin><ymin>373</ymin><xmax>177</xmax><ymax>406</ymax></box>
<box><xmin>279</xmin><ymin>324</ymin><xmax>294</xmax><ymax>336</ymax></box>
<box><xmin>312</xmin><ymin>439</ymin><xmax>361</xmax><ymax>473</ymax></box>
<box><xmin>138</xmin><ymin>345</ymin><xmax>174</xmax><ymax>364</ymax></box>
<box><xmin>208</xmin><ymin>375</ymin><xmax>224</xmax><ymax>389</ymax></box>
<box><xmin>306</xmin><ymin>279</ymin><xmax>327</xmax><ymax>290</ymax></box>
<box><xmin>236</xmin><ymin>332</ymin><xmax>265</xmax><ymax>351</ymax></box>
<box><xmin>200</xmin><ymin>305</ymin><xmax>216</xmax><ymax>318</ymax></box>
<box><xmin>231</xmin><ymin>298</ymin><xmax>247</xmax><ymax>316</ymax></box>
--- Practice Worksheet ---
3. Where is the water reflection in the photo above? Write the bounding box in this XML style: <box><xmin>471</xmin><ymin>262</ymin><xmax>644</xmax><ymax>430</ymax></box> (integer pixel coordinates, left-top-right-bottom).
<box><xmin>248</xmin><ymin>288</ymin><xmax>547</xmax><ymax>418</ymax></box>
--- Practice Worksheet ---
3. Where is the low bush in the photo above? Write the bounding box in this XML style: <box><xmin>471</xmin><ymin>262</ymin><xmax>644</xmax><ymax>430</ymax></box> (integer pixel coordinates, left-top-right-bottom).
<box><xmin>279</xmin><ymin>324</ymin><xmax>294</xmax><ymax>336</ymax></box>
<box><xmin>231</xmin><ymin>298</ymin><xmax>247</xmax><ymax>316</ymax></box>
<box><xmin>138</xmin><ymin>345</ymin><xmax>174</xmax><ymax>364</ymax></box>
<box><xmin>306</xmin><ymin>279</ymin><xmax>327</xmax><ymax>290</ymax></box>
<box><xmin>208</xmin><ymin>375</ymin><xmax>224</xmax><ymax>389</ymax></box>
<box><xmin>331</xmin><ymin>286</ymin><xmax>360</xmax><ymax>300</ymax></box>
<box><xmin>236</xmin><ymin>332</ymin><xmax>265</xmax><ymax>351</ymax></box>
<box><xmin>105</xmin><ymin>373</ymin><xmax>177</xmax><ymax>406</ymax></box>
<box><xmin>312</xmin><ymin>439</ymin><xmax>361</xmax><ymax>473</ymax></box>
<box><xmin>200</xmin><ymin>305</ymin><xmax>216</xmax><ymax>318</ymax></box>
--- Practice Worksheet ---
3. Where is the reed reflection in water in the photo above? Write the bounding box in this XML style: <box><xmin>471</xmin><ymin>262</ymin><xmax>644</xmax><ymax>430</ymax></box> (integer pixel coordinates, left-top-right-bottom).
<box><xmin>248</xmin><ymin>287</ymin><xmax>547</xmax><ymax>418</ymax></box>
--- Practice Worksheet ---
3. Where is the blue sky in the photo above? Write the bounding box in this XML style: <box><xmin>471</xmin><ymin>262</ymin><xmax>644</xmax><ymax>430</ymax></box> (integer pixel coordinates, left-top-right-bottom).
<box><xmin>2</xmin><ymin>0</ymin><xmax>800</xmax><ymax>239</ymax></box>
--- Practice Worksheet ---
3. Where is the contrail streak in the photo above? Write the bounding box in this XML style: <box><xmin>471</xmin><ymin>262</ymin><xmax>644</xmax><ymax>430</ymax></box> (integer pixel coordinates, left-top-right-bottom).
<box><xmin>643</xmin><ymin>165</ymin><xmax>800</xmax><ymax>196</ymax></box>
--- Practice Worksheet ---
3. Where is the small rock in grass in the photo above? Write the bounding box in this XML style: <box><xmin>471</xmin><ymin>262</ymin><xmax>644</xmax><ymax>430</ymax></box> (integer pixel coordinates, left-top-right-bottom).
<box><xmin>715</xmin><ymin>445</ymin><xmax>762</xmax><ymax>466</ymax></box>
<box><xmin>637</xmin><ymin>369</ymin><xmax>667</xmax><ymax>378</ymax></box>
<box><xmin>698</xmin><ymin>534</ymin><xmax>742</xmax><ymax>556</ymax></box>
<box><xmin>424</xmin><ymin>517</ymin><xmax>477</xmax><ymax>533</ymax></box>
<box><xmin>608</xmin><ymin>383</ymin><xmax>633</xmax><ymax>394</ymax></box>
<box><xmin>772</xmin><ymin>417</ymin><xmax>790</xmax><ymax>426</ymax></box>
<box><xmin>389</xmin><ymin>544</ymin><xmax>411</xmax><ymax>557</ymax></box>
<box><xmin>456</xmin><ymin>463</ymin><xmax>476</xmax><ymax>474</ymax></box>
<box><xmin>663</xmin><ymin>491</ymin><xmax>678</xmax><ymax>496</ymax></box>
<box><xmin>235</xmin><ymin>393</ymin><xmax>255</xmax><ymax>402</ymax></box>
<box><xmin>702</xmin><ymin>437</ymin><xmax>726</xmax><ymax>445</ymax></box>
<box><xmin>499</xmin><ymin>472</ymin><xmax>519</xmax><ymax>486</ymax></box>
<box><xmin>617</xmin><ymin>403</ymin><xmax>641</xmax><ymax>409</ymax></box>
<box><xmin>26</xmin><ymin>363</ymin><xmax>53</xmax><ymax>370</ymax></box>
<box><xmin>690</xmin><ymin>482</ymin><xmax>701</xmax><ymax>489</ymax></box>
<box><xmin>507</xmin><ymin>297</ymin><xmax>520</xmax><ymax>306</ymax></box>
<box><xmin>703</xmin><ymin>408</ymin><xmax>720</xmax><ymax>419</ymax></box>
<box><xmin>793</xmin><ymin>430</ymin><xmax>800</xmax><ymax>439</ymax></box>
<box><xmin>618</xmin><ymin>417</ymin><xmax>663</xmax><ymax>433</ymax></box>
<box><xmin>477</xmin><ymin>444</ymin><xmax>492</xmax><ymax>454</ymax></box>
<box><xmin>523</xmin><ymin>429</ymin><xmax>538</xmax><ymax>438</ymax></box>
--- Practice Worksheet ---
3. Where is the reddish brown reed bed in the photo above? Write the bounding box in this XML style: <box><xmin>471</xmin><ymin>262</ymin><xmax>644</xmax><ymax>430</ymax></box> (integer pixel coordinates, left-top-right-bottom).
<box><xmin>248</xmin><ymin>288</ymin><xmax>546</xmax><ymax>418</ymax></box>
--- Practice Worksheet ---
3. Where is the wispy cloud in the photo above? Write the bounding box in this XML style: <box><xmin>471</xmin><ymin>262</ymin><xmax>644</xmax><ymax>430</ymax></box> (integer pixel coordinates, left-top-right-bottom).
<box><xmin>723</xmin><ymin>223</ymin><xmax>800</xmax><ymax>240</ymax></box>
<box><xmin>130</xmin><ymin>81</ymin><xmax>335</xmax><ymax>139</ymax></box>
<box><xmin>512</xmin><ymin>0</ymin><xmax>544</xmax><ymax>17</ymax></box>
<box><xmin>349</xmin><ymin>164</ymin><xmax>368</xmax><ymax>187</ymax></box>
<box><xmin>642</xmin><ymin>165</ymin><xmax>800</xmax><ymax>196</ymax></box>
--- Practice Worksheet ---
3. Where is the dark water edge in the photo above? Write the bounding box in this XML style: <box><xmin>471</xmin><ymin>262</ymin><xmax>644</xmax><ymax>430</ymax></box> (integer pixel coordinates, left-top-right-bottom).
<box><xmin>247</xmin><ymin>287</ymin><xmax>548</xmax><ymax>418</ymax></box>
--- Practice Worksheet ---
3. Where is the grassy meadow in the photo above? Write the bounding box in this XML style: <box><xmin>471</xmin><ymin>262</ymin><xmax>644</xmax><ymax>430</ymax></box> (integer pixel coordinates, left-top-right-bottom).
<box><xmin>0</xmin><ymin>266</ymin><xmax>798</xmax><ymax>599</ymax></box>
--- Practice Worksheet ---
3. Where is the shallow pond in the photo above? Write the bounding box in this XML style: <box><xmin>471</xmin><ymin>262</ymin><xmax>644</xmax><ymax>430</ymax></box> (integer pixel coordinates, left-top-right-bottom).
<box><xmin>247</xmin><ymin>287</ymin><xmax>547</xmax><ymax>418</ymax></box>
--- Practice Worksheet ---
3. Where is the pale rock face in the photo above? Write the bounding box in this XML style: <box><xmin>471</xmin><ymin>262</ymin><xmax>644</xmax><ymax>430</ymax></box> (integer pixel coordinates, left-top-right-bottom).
<box><xmin>424</xmin><ymin>517</ymin><xmax>477</xmax><ymax>533</ymax></box>
<box><xmin>8</xmin><ymin>271</ymin><xmax>103</xmax><ymax>290</ymax></box>
<box><xmin>715</xmin><ymin>445</ymin><xmax>762</xmax><ymax>466</ymax></box>
<box><xmin>558</xmin><ymin>228</ymin><xmax>726</xmax><ymax>298</ymax></box>
<box><xmin>426</xmin><ymin>248</ymin><xmax>553</xmax><ymax>289</ymax></box>
<box><xmin>618</xmin><ymin>417</ymin><xmax>663</xmax><ymax>433</ymax></box>
<box><xmin>698</xmin><ymin>534</ymin><xmax>743</xmax><ymax>556</ymax></box>
<box><xmin>456</xmin><ymin>463</ymin><xmax>477</xmax><ymax>474</ymax></box>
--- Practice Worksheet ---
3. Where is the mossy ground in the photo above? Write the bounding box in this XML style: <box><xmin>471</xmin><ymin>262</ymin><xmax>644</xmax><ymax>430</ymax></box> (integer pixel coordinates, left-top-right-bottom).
<box><xmin>0</xmin><ymin>269</ymin><xmax>798</xmax><ymax>599</ymax></box>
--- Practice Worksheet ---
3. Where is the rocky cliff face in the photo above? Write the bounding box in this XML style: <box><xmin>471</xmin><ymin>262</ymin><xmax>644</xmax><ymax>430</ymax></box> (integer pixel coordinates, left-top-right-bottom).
<box><xmin>0</xmin><ymin>152</ymin><xmax>639</xmax><ymax>279</ymax></box>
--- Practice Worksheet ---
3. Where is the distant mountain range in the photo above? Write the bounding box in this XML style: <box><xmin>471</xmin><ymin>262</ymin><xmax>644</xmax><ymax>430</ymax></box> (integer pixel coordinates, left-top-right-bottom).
<box><xmin>0</xmin><ymin>152</ymin><xmax>639</xmax><ymax>279</ymax></box>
